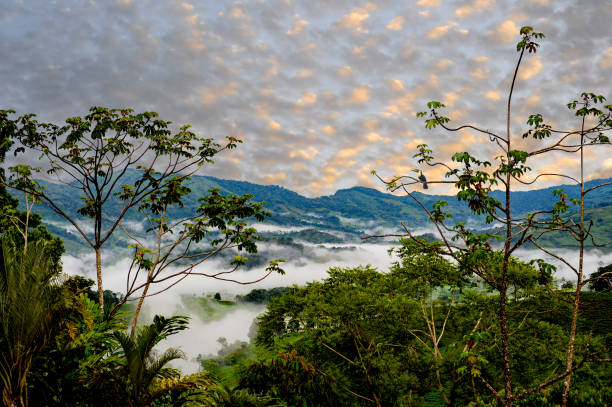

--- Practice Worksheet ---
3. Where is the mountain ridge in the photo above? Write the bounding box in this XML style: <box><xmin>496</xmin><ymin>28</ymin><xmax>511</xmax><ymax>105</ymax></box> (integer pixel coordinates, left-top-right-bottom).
<box><xmin>27</xmin><ymin>171</ymin><xmax>612</xmax><ymax>253</ymax></box>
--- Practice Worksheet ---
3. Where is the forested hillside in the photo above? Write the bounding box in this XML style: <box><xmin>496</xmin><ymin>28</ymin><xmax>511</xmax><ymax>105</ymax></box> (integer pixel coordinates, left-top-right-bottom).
<box><xmin>33</xmin><ymin>171</ymin><xmax>612</xmax><ymax>253</ymax></box>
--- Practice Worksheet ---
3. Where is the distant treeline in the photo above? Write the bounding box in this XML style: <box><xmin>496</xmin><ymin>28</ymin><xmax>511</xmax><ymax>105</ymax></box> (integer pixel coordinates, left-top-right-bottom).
<box><xmin>236</xmin><ymin>287</ymin><xmax>289</xmax><ymax>304</ymax></box>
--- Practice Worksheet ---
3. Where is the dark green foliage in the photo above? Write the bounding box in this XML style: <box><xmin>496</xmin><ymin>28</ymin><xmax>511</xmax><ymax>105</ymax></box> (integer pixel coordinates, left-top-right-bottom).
<box><xmin>85</xmin><ymin>315</ymin><xmax>193</xmax><ymax>407</ymax></box>
<box><xmin>262</xmin><ymin>229</ymin><xmax>344</xmax><ymax>244</ymax></box>
<box><xmin>191</xmin><ymin>383</ymin><xmax>282</xmax><ymax>407</ymax></box>
<box><xmin>236</xmin><ymin>287</ymin><xmax>289</xmax><ymax>304</ymax></box>
<box><xmin>589</xmin><ymin>264</ymin><xmax>612</xmax><ymax>292</ymax></box>
<box><xmin>0</xmin><ymin>236</ymin><xmax>64</xmax><ymax>406</ymax></box>
<box><xmin>561</xmin><ymin>280</ymin><xmax>574</xmax><ymax>289</ymax></box>
<box><xmin>0</xmin><ymin>123</ymin><xmax>64</xmax><ymax>272</ymax></box>
<box><xmin>198</xmin><ymin>338</ymin><xmax>262</xmax><ymax>389</ymax></box>
<box><xmin>249</xmin><ymin>262</ymin><xmax>610</xmax><ymax>406</ymax></box>
<box><xmin>27</xmin><ymin>283</ymin><xmax>125</xmax><ymax>407</ymax></box>
<box><xmin>254</xmin><ymin>265</ymin><xmax>460</xmax><ymax>405</ymax></box>
<box><xmin>240</xmin><ymin>349</ymin><xmax>341</xmax><ymax>406</ymax></box>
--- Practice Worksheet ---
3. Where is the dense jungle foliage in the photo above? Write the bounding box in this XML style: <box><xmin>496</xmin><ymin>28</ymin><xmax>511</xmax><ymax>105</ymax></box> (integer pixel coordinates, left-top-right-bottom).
<box><xmin>2</xmin><ymin>227</ymin><xmax>609</xmax><ymax>406</ymax></box>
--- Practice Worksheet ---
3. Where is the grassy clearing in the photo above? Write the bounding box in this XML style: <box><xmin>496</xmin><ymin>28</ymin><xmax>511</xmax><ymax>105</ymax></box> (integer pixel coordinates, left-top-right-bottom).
<box><xmin>181</xmin><ymin>295</ymin><xmax>238</xmax><ymax>322</ymax></box>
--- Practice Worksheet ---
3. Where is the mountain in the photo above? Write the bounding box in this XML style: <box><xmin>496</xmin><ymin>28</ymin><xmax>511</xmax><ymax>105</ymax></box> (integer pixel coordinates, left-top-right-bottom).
<box><xmin>29</xmin><ymin>171</ymin><xmax>612</xmax><ymax>253</ymax></box>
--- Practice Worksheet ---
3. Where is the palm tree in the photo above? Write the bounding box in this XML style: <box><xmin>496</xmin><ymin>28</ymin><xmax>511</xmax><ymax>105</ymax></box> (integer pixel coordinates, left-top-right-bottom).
<box><xmin>111</xmin><ymin>314</ymin><xmax>192</xmax><ymax>406</ymax></box>
<box><xmin>0</xmin><ymin>236</ymin><xmax>62</xmax><ymax>407</ymax></box>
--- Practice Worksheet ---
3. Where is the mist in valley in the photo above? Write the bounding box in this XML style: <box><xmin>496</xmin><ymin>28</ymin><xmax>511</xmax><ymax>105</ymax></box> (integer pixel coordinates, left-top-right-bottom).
<box><xmin>62</xmin><ymin>236</ymin><xmax>403</xmax><ymax>371</ymax></box>
<box><xmin>61</xmin><ymin>227</ymin><xmax>612</xmax><ymax>373</ymax></box>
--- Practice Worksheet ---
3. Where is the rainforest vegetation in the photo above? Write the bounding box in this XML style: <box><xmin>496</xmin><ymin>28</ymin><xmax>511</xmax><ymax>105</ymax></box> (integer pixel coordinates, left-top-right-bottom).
<box><xmin>0</xmin><ymin>26</ymin><xmax>611</xmax><ymax>407</ymax></box>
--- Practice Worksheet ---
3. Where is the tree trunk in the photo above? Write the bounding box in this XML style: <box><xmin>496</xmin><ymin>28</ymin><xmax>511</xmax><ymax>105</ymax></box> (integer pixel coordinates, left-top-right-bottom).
<box><xmin>501</xmin><ymin>120</ymin><xmax>514</xmax><ymax>406</ymax></box>
<box><xmin>561</xmin><ymin>131</ymin><xmax>586</xmax><ymax>406</ymax></box>
<box><xmin>499</xmin><ymin>274</ymin><xmax>513</xmax><ymax>406</ymax></box>
<box><xmin>95</xmin><ymin>247</ymin><xmax>104</xmax><ymax>312</ymax></box>
<box><xmin>130</xmin><ymin>278</ymin><xmax>151</xmax><ymax>338</ymax></box>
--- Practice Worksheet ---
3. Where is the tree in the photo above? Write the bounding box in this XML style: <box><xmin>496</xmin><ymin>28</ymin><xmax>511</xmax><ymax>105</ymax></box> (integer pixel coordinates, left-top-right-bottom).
<box><xmin>254</xmin><ymin>264</ymin><xmax>475</xmax><ymax>406</ymax></box>
<box><xmin>86</xmin><ymin>314</ymin><xmax>213</xmax><ymax>407</ymax></box>
<box><xmin>251</xmin><ymin>261</ymin><xmax>610</xmax><ymax>406</ymax></box>
<box><xmin>0</xmin><ymin>236</ymin><xmax>64</xmax><ymax>407</ymax></box>
<box><xmin>26</xmin><ymin>277</ymin><xmax>125</xmax><ymax>407</ymax></box>
<box><xmin>372</xmin><ymin>26</ymin><xmax>611</xmax><ymax>406</ymax></box>
<box><xmin>114</xmin><ymin>184</ymin><xmax>285</xmax><ymax>335</ymax></box>
<box><xmin>0</xmin><ymin>111</ymin><xmax>63</xmax><ymax>271</ymax></box>
<box><xmin>588</xmin><ymin>264</ymin><xmax>612</xmax><ymax>292</ymax></box>
<box><xmin>0</xmin><ymin>107</ymin><xmax>280</xmax><ymax>312</ymax></box>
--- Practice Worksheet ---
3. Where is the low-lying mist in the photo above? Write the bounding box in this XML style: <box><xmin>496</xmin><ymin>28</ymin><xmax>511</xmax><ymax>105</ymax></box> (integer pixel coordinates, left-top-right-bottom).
<box><xmin>62</xmin><ymin>241</ymin><xmax>612</xmax><ymax>373</ymax></box>
<box><xmin>62</xmin><ymin>242</ymin><xmax>400</xmax><ymax>371</ymax></box>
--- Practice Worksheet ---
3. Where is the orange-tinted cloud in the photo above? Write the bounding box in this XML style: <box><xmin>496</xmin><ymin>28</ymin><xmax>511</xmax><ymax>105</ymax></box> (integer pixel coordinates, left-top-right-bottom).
<box><xmin>346</xmin><ymin>86</ymin><xmax>370</xmax><ymax>104</ymax></box>
<box><xmin>387</xmin><ymin>16</ymin><xmax>405</xmax><ymax>31</ymax></box>
<box><xmin>493</xmin><ymin>20</ymin><xmax>518</xmax><ymax>44</ymax></box>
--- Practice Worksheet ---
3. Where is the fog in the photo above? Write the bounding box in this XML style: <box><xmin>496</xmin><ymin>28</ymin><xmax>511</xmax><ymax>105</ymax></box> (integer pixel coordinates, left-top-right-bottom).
<box><xmin>62</xmin><ymin>242</ymin><xmax>400</xmax><ymax>372</ymax></box>
<box><xmin>513</xmin><ymin>248</ymin><xmax>612</xmax><ymax>283</ymax></box>
<box><xmin>62</xmin><ymin>242</ymin><xmax>612</xmax><ymax>373</ymax></box>
<box><xmin>136</xmin><ymin>295</ymin><xmax>265</xmax><ymax>373</ymax></box>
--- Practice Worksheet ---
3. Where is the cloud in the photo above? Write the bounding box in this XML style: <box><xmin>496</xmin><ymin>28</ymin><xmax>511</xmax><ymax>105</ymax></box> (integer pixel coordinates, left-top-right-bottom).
<box><xmin>345</xmin><ymin>86</ymin><xmax>370</xmax><ymax>104</ymax></box>
<box><xmin>485</xmin><ymin>90</ymin><xmax>501</xmax><ymax>101</ymax></box>
<box><xmin>386</xmin><ymin>16</ymin><xmax>405</xmax><ymax>31</ymax></box>
<box><xmin>437</xmin><ymin>129</ymin><xmax>477</xmax><ymax>155</ymax></box>
<box><xmin>322</xmin><ymin>125</ymin><xmax>336</xmax><ymax>135</ymax></box>
<box><xmin>263</xmin><ymin>57</ymin><xmax>280</xmax><ymax>79</ymax></box>
<box><xmin>427</xmin><ymin>24</ymin><xmax>451</xmax><ymax>39</ymax></box>
<box><xmin>261</xmin><ymin>172</ymin><xmax>287</xmax><ymax>184</ymax></box>
<box><xmin>366</xmin><ymin>132</ymin><xmax>391</xmax><ymax>143</ymax></box>
<box><xmin>362</xmin><ymin>118</ymin><xmax>379</xmax><ymax>131</ymax></box>
<box><xmin>294</xmin><ymin>69</ymin><xmax>313</xmax><ymax>78</ymax></box>
<box><xmin>199</xmin><ymin>82</ymin><xmax>239</xmax><ymax>105</ymax></box>
<box><xmin>456</xmin><ymin>0</ymin><xmax>495</xmax><ymax>17</ymax></box>
<box><xmin>518</xmin><ymin>56</ymin><xmax>542</xmax><ymax>80</ymax></box>
<box><xmin>267</xmin><ymin>121</ymin><xmax>282</xmax><ymax>131</ymax></box>
<box><xmin>436</xmin><ymin>59</ymin><xmax>453</xmax><ymax>70</ymax></box>
<box><xmin>336</xmin><ymin>145</ymin><xmax>365</xmax><ymax>159</ymax></box>
<box><xmin>523</xmin><ymin>95</ymin><xmax>540</xmax><ymax>106</ymax></box>
<box><xmin>471</xmin><ymin>67</ymin><xmax>488</xmax><ymax>80</ymax></box>
<box><xmin>493</xmin><ymin>20</ymin><xmax>518</xmax><ymax>44</ymax></box>
<box><xmin>426</xmin><ymin>22</ymin><xmax>467</xmax><ymax>38</ymax></box>
<box><xmin>417</xmin><ymin>0</ymin><xmax>440</xmax><ymax>6</ymax></box>
<box><xmin>444</xmin><ymin>92</ymin><xmax>459</xmax><ymax>107</ymax></box>
<box><xmin>228</xmin><ymin>7</ymin><xmax>247</xmax><ymax>19</ymax></box>
<box><xmin>289</xmin><ymin>146</ymin><xmax>318</xmax><ymax>160</ymax></box>
<box><xmin>1</xmin><ymin>0</ymin><xmax>609</xmax><ymax>197</ymax></box>
<box><xmin>340</xmin><ymin>7</ymin><xmax>370</xmax><ymax>33</ymax></box>
<box><xmin>597</xmin><ymin>47</ymin><xmax>612</xmax><ymax>69</ymax></box>
<box><xmin>389</xmin><ymin>79</ymin><xmax>404</xmax><ymax>91</ymax></box>
<box><xmin>338</xmin><ymin>66</ymin><xmax>352</xmax><ymax>76</ymax></box>
<box><xmin>296</xmin><ymin>92</ymin><xmax>317</xmax><ymax>106</ymax></box>
<box><xmin>287</xmin><ymin>20</ymin><xmax>308</xmax><ymax>35</ymax></box>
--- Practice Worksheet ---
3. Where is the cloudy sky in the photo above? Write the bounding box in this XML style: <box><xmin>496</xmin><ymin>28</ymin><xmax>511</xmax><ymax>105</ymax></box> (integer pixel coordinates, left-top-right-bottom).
<box><xmin>1</xmin><ymin>0</ymin><xmax>610</xmax><ymax>196</ymax></box>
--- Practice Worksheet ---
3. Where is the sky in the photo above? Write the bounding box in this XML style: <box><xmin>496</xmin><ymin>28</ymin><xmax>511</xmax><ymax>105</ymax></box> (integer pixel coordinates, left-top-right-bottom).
<box><xmin>1</xmin><ymin>0</ymin><xmax>611</xmax><ymax>196</ymax></box>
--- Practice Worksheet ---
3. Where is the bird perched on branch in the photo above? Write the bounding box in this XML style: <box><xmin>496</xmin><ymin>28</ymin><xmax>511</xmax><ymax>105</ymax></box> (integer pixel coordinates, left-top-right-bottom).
<box><xmin>412</xmin><ymin>168</ymin><xmax>428</xmax><ymax>189</ymax></box>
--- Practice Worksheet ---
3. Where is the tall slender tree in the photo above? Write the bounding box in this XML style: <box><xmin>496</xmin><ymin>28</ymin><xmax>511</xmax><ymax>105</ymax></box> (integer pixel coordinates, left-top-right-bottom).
<box><xmin>0</xmin><ymin>107</ymin><xmax>278</xmax><ymax>312</ymax></box>
<box><xmin>371</xmin><ymin>26</ymin><xmax>611</xmax><ymax>406</ymax></box>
